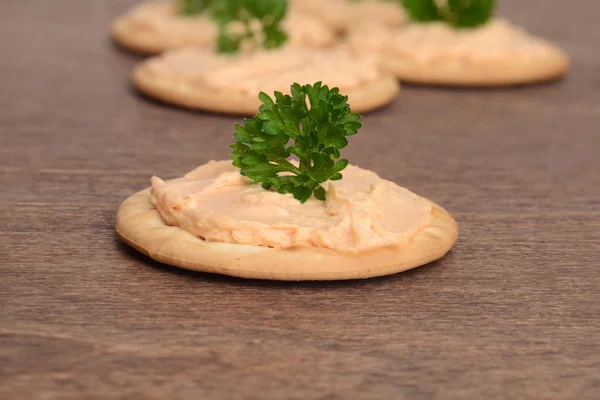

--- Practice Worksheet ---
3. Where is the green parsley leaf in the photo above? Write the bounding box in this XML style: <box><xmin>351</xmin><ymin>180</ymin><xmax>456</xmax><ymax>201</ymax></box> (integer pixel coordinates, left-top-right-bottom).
<box><xmin>229</xmin><ymin>82</ymin><xmax>362</xmax><ymax>203</ymax></box>
<box><xmin>211</xmin><ymin>0</ymin><xmax>288</xmax><ymax>53</ymax></box>
<box><xmin>400</xmin><ymin>0</ymin><xmax>495</xmax><ymax>28</ymax></box>
<box><xmin>178</xmin><ymin>0</ymin><xmax>214</xmax><ymax>16</ymax></box>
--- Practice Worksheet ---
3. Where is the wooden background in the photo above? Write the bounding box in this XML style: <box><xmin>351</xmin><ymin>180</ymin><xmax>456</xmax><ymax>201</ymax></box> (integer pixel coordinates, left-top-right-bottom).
<box><xmin>1</xmin><ymin>0</ymin><xmax>598</xmax><ymax>398</ymax></box>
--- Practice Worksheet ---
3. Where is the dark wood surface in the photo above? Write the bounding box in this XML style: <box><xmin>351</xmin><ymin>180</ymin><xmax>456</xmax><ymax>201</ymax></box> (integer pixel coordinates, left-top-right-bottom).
<box><xmin>1</xmin><ymin>1</ymin><xmax>599</xmax><ymax>399</ymax></box>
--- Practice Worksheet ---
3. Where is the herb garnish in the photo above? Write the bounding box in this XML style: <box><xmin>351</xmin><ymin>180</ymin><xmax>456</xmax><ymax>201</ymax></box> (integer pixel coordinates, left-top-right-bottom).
<box><xmin>400</xmin><ymin>0</ymin><xmax>495</xmax><ymax>29</ymax></box>
<box><xmin>212</xmin><ymin>0</ymin><xmax>288</xmax><ymax>53</ymax></box>
<box><xmin>230</xmin><ymin>82</ymin><xmax>361</xmax><ymax>203</ymax></box>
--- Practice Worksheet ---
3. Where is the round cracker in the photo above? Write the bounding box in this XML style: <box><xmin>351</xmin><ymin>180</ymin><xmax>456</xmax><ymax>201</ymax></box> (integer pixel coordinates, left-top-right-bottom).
<box><xmin>132</xmin><ymin>61</ymin><xmax>400</xmax><ymax>115</ymax></box>
<box><xmin>111</xmin><ymin>1</ymin><xmax>337</xmax><ymax>56</ymax></box>
<box><xmin>115</xmin><ymin>187</ymin><xmax>458</xmax><ymax>281</ymax></box>
<box><xmin>379</xmin><ymin>47</ymin><xmax>570</xmax><ymax>87</ymax></box>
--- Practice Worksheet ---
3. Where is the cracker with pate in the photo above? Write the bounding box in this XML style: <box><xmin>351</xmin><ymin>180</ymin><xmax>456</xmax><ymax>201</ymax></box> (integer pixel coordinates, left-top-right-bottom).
<box><xmin>116</xmin><ymin>183</ymin><xmax>457</xmax><ymax>281</ymax></box>
<box><xmin>111</xmin><ymin>0</ymin><xmax>336</xmax><ymax>55</ymax></box>
<box><xmin>347</xmin><ymin>0</ymin><xmax>570</xmax><ymax>87</ymax></box>
<box><xmin>133</xmin><ymin>46</ymin><xmax>399</xmax><ymax>115</ymax></box>
<box><xmin>348</xmin><ymin>18</ymin><xmax>569</xmax><ymax>86</ymax></box>
<box><xmin>116</xmin><ymin>83</ymin><xmax>457</xmax><ymax>281</ymax></box>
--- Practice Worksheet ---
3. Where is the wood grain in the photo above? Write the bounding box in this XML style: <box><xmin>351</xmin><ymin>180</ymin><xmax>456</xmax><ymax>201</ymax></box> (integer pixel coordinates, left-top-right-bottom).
<box><xmin>1</xmin><ymin>0</ymin><xmax>599</xmax><ymax>398</ymax></box>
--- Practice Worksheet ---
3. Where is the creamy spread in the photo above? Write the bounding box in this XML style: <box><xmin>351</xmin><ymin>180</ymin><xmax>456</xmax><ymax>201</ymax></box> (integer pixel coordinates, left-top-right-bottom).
<box><xmin>150</xmin><ymin>160</ymin><xmax>433</xmax><ymax>253</ymax></box>
<box><xmin>126</xmin><ymin>0</ymin><xmax>334</xmax><ymax>48</ymax></box>
<box><xmin>145</xmin><ymin>46</ymin><xmax>380</xmax><ymax>95</ymax></box>
<box><xmin>290</xmin><ymin>0</ymin><xmax>406</xmax><ymax>28</ymax></box>
<box><xmin>349</xmin><ymin>18</ymin><xmax>561</xmax><ymax>64</ymax></box>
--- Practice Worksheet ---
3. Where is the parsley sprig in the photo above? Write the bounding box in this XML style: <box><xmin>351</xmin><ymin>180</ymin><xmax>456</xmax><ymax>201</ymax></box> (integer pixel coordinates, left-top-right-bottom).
<box><xmin>230</xmin><ymin>82</ymin><xmax>362</xmax><ymax>203</ymax></box>
<box><xmin>401</xmin><ymin>0</ymin><xmax>495</xmax><ymax>28</ymax></box>
<box><xmin>212</xmin><ymin>0</ymin><xmax>288</xmax><ymax>53</ymax></box>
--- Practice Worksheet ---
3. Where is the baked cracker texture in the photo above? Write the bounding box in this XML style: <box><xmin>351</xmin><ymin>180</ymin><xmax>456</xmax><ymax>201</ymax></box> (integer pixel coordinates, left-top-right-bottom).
<box><xmin>116</xmin><ymin>187</ymin><xmax>458</xmax><ymax>281</ymax></box>
<box><xmin>132</xmin><ymin>61</ymin><xmax>400</xmax><ymax>115</ymax></box>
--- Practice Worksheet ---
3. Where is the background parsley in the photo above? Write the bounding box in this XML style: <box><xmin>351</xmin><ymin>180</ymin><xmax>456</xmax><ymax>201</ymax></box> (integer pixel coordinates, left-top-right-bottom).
<box><xmin>401</xmin><ymin>0</ymin><xmax>495</xmax><ymax>28</ymax></box>
<box><xmin>177</xmin><ymin>0</ymin><xmax>288</xmax><ymax>52</ymax></box>
<box><xmin>212</xmin><ymin>0</ymin><xmax>288</xmax><ymax>53</ymax></box>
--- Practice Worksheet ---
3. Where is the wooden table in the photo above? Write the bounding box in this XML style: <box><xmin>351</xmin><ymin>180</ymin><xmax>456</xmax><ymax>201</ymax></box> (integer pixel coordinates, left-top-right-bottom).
<box><xmin>1</xmin><ymin>1</ymin><xmax>598</xmax><ymax>398</ymax></box>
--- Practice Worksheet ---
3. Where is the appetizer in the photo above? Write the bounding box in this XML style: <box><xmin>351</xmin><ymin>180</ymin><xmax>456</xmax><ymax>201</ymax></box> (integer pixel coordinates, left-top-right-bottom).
<box><xmin>116</xmin><ymin>82</ymin><xmax>458</xmax><ymax>280</ymax></box>
<box><xmin>133</xmin><ymin>1</ymin><xmax>399</xmax><ymax>115</ymax></box>
<box><xmin>111</xmin><ymin>0</ymin><xmax>335</xmax><ymax>55</ymax></box>
<box><xmin>348</xmin><ymin>0</ymin><xmax>570</xmax><ymax>86</ymax></box>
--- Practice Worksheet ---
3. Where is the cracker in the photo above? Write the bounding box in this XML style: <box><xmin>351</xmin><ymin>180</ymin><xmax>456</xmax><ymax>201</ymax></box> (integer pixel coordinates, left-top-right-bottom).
<box><xmin>347</xmin><ymin>20</ymin><xmax>570</xmax><ymax>87</ymax></box>
<box><xmin>111</xmin><ymin>0</ymin><xmax>336</xmax><ymax>55</ymax></box>
<box><xmin>116</xmin><ymin>187</ymin><xmax>458</xmax><ymax>281</ymax></box>
<box><xmin>132</xmin><ymin>50</ymin><xmax>400</xmax><ymax>115</ymax></box>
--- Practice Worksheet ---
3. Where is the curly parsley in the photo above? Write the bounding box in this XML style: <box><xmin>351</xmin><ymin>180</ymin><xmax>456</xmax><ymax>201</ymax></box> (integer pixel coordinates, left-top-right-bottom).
<box><xmin>401</xmin><ymin>0</ymin><xmax>495</xmax><ymax>28</ymax></box>
<box><xmin>230</xmin><ymin>82</ymin><xmax>362</xmax><ymax>203</ymax></box>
